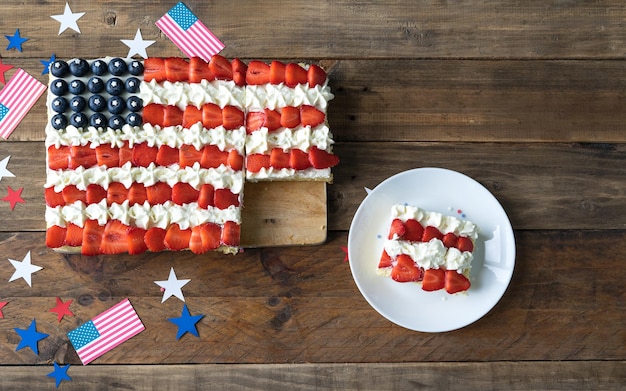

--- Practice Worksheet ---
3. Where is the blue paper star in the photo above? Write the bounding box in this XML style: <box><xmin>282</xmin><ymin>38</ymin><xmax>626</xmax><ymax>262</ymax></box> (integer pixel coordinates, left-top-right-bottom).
<box><xmin>14</xmin><ymin>319</ymin><xmax>49</xmax><ymax>355</ymax></box>
<box><xmin>5</xmin><ymin>29</ymin><xmax>28</xmax><ymax>52</ymax></box>
<box><xmin>40</xmin><ymin>54</ymin><xmax>56</xmax><ymax>75</ymax></box>
<box><xmin>47</xmin><ymin>362</ymin><xmax>72</xmax><ymax>388</ymax></box>
<box><xmin>168</xmin><ymin>304</ymin><xmax>204</xmax><ymax>340</ymax></box>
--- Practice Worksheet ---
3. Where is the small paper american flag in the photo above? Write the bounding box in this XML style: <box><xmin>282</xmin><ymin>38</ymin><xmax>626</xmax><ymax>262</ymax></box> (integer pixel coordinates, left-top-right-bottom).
<box><xmin>68</xmin><ymin>298</ymin><xmax>144</xmax><ymax>365</ymax></box>
<box><xmin>156</xmin><ymin>1</ymin><xmax>225</xmax><ymax>62</ymax></box>
<box><xmin>0</xmin><ymin>69</ymin><xmax>46</xmax><ymax>139</ymax></box>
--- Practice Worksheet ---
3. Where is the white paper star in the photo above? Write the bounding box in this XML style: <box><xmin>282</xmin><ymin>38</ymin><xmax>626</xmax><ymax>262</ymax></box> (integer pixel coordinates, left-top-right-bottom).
<box><xmin>0</xmin><ymin>156</ymin><xmax>15</xmax><ymax>182</ymax></box>
<box><xmin>155</xmin><ymin>267</ymin><xmax>190</xmax><ymax>303</ymax></box>
<box><xmin>51</xmin><ymin>3</ymin><xmax>85</xmax><ymax>35</ymax></box>
<box><xmin>121</xmin><ymin>28</ymin><xmax>155</xmax><ymax>59</ymax></box>
<box><xmin>8</xmin><ymin>251</ymin><xmax>43</xmax><ymax>287</ymax></box>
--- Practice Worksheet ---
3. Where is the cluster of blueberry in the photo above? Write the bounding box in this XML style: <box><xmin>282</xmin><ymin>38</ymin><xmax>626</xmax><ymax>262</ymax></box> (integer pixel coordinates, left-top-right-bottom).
<box><xmin>49</xmin><ymin>58</ymin><xmax>144</xmax><ymax>130</ymax></box>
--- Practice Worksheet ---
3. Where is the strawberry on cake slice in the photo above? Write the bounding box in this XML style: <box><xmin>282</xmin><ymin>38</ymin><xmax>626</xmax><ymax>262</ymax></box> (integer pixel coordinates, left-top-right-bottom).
<box><xmin>378</xmin><ymin>204</ymin><xmax>479</xmax><ymax>294</ymax></box>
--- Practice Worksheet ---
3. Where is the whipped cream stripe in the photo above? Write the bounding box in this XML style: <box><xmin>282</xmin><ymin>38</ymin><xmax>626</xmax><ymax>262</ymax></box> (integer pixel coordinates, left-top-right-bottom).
<box><xmin>383</xmin><ymin>238</ymin><xmax>473</xmax><ymax>273</ymax></box>
<box><xmin>390</xmin><ymin>204</ymin><xmax>479</xmax><ymax>240</ymax></box>
<box><xmin>245</xmin><ymin>125</ymin><xmax>334</xmax><ymax>154</ymax></box>
<box><xmin>245</xmin><ymin>83</ymin><xmax>334</xmax><ymax>111</ymax></box>
<box><xmin>139</xmin><ymin>79</ymin><xmax>246</xmax><ymax>110</ymax></box>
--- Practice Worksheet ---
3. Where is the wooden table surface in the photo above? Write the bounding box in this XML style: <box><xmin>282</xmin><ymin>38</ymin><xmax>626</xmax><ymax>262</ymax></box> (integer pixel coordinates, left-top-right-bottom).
<box><xmin>1</xmin><ymin>1</ymin><xmax>625</xmax><ymax>389</ymax></box>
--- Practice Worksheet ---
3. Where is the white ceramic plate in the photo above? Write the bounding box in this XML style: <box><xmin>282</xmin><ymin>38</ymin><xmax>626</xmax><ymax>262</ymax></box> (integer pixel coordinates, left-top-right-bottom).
<box><xmin>348</xmin><ymin>167</ymin><xmax>515</xmax><ymax>332</ymax></box>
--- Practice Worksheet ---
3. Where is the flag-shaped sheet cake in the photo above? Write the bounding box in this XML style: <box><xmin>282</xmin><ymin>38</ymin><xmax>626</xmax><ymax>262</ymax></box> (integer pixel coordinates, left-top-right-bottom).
<box><xmin>44</xmin><ymin>56</ymin><xmax>338</xmax><ymax>255</ymax></box>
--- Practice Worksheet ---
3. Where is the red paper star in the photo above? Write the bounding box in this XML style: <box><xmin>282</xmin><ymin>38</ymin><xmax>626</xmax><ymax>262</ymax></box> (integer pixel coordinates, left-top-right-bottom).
<box><xmin>341</xmin><ymin>246</ymin><xmax>349</xmax><ymax>262</ymax></box>
<box><xmin>0</xmin><ymin>59</ymin><xmax>13</xmax><ymax>84</ymax></box>
<box><xmin>0</xmin><ymin>301</ymin><xmax>7</xmax><ymax>318</ymax></box>
<box><xmin>2</xmin><ymin>186</ymin><xmax>25</xmax><ymax>210</ymax></box>
<box><xmin>49</xmin><ymin>297</ymin><xmax>74</xmax><ymax>322</ymax></box>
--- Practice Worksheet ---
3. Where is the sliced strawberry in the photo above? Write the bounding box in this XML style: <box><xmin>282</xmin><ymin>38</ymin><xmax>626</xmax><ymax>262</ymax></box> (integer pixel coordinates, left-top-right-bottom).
<box><xmin>183</xmin><ymin>106</ymin><xmax>203</xmax><ymax>128</ymax></box>
<box><xmin>285</xmin><ymin>63</ymin><xmax>308</xmax><ymax>87</ymax></box>
<box><xmin>47</xmin><ymin>145</ymin><xmax>69</xmax><ymax>170</ymax></box>
<box><xmin>246</xmin><ymin>60</ymin><xmax>271</xmax><ymax>85</ymax></box>
<box><xmin>164</xmin><ymin>105</ymin><xmax>184</xmax><ymax>127</ymax></box>
<box><xmin>214</xmin><ymin>188</ymin><xmax>240</xmax><ymax>209</ymax></box>
<box><xmin>45</xmin><ymin>187</ymin><xmax>65</xmax><ymax>207</ymax></box>
<box><xmin>221</xmin><ymin>221</ymin><xmax>240</xmax><ymax>246</ymax></box>
<box><xmin>300</xmin><ymin>105</ymin><xmax>325</xmax><ymax>127</ymax></box>
<box><xmin>269</xmin><ymin>148</ymin><xmax>290</xmax><ymax>169</ymax></box>
<box><xmin>307</xmin><ymin>64</ymin><xmax>327</xmax><ymax>87</ymax></box>
<box><xmin>156</xmin><ymin>145</ymin><xmax>179</xmax><ymax>166</ymax></box>
<box><xmin>442</xmin><ymin>232</ymin><xmax>458</xmax><ymax>248</ymax></box>
<box><xmin>86</xmin><ymin>184</ymin><xmax>107</xmax><ymax>204</ymax></box>
<box><xmin>246</xmin><ymin>153</ymin><xmax>270</xmax><ymax>173</ymax></box>
<box><xmin>198</xmin><ymin>184</ymin><xmax>215</xmax><ymax>208</ymax></box>
<box><xmin>403</xmin><ymin>219</ymin><xmax>424</xmax><ymax>242</ymax></box>
<box><xmin>164</xmin><ymin>223</ymin><xmax>191</xmax><ymax>250</ymax></box>
<box><xmin>445</xmin><ymin>270</ymin><xmax>471</xmax><ymax>294</ymax></box>
<box><xmin>202</xmin><ymin>103</ymin><xmax>223</xmax><ymax>129</ymax></box>
<box><xmin>228</xmin><ymin>150</ymin><xmax>244</xmax><ymax>171</ymax></box>
<box><xmin>146</xmin><ymin>182</ymin><xmax>172</xmax><ymax>204</ymax></box>
<box><xmin>172</xmin><ymin>182</ymin><xmax>199</xmax><ymax>205</ymax></box>
<box><xmin>46</xmin><ymin>225</ymin><xmax>66</xmax><ymax>248</ymax></box>
<box><xmin>64</xmin><ymin>223</ymin><xmax>83</xmax><ymax>247</ymax></box>
<box><xmin>127</xmin><ymin>227</ymin><xmax>148</xmax><ymax>255</ymax></box>
<box><xmin>107</xmin><ymin>182</ymin><xmax>128</xmax><ymax>205</ymax></box>
<box><xmin>388</xmin><ymin>218</ymin><xmax>406</xmax><ymax>240</ymax></box>
<box><xmin>132</xmin><ymin>143</ymin><xmax>158</xmax><ymax>167</ymax></box>
<box><xmin>62</xmin><ymin>185</ymin><xmax>86</xmax><ymax>204</ymax></box>
<box><xmin>165</xmin><ymin>57</ymin><xmax>189</xmax><ymax>82</ymax></box>
<box><xmin>246</xmin><ymin>111</ymin><xmax>266</xmax><ymax>133</ymax></box>
<box><xmin>289</xmin><ymin>149</ymin><xmax>311</xmax><ymax>170</ymax></box>
<box><xmin>391</xmin><ymin>254</ymin><xmax>422</xmax><ymax>282</ymax></box>
<box><xmin>270</xmin><ymin>60</ymin><xmax>286</xmax><ymax>84</ymax></box>
<box><xmin>280</xmin><ymin>106</ymin><xmax>300</xmax><ymax>128</ymax></box>
<box><xmin>231</xmin><ymin>58</ymin><xmax>247</xmax><ymax>86</ymax></box>
<box><xmin>142</xmin><ymin>104</ymin><xmax>165</xmax><ymax>127</ymax></box>
<box><xmin>200</xmin><ymin>144</ymin><xmax>228</xmax><ymax>168</ymax></box>
<box><xmin>179</xmin><ymin>144</ymin><xmax>203</xmax><ymax>168</ymax></box>
<box><xmin>95</xmin><ymin>144</ymin><xmax>119</xmax><ymax>167</ymax></box>
<box><xmin>422</xmin><ymin>226</ymin><xmax>443</xmax><ymax>242</ymax></box>
<box><xmin>128</xmin><ymin>183</ymin><xmax>147</xmax><ymax>205</ymax></box>
<box><xmin>143</xmin><ymin>58</ymin><xmax>167</xmax><ymax>82</ymax></box>
<box><xmin>378</xmin><ymin>250</ymin><xmax>393</xmax><ymax>268</ymax></box>
<box><xmin>222</xmin><ymin>105</ymin><xmax>244</xmax><ymax>129</ymax></box>
<box><xmin>456</xmin><ymin>236</ymin><xmax>474</xmax><ymax>252</ymax></box>
<box><xmin>69</xmin><ymin>145</ymin><xmax>97</xmax><ymax>169</ymax></box>
<box><xmin>264</xmin><ymin>108</ymin><xmax>282</xmax><ymax>131</ymax></box>
<box><xmin>100</xmin><ymin>220</ymin><xmax>129</xmax><ymax>254</ymax></box>
<box><xmin>189</xmin><ymin>57</ymin><xmax>214</xmax><ymax>83</ymax></box>
<box><xmin>201</xmin><ymin>223</ymin><xmax>221</xmax><ymax>250</ymax></box>
<box><xmin>144</xmin><ymin>227</ymin><xmax>167</xmax><ymax>252</ymax></box>
<box><xmin>82</xmin><ymin>219</ymin><xmax>104</xmax><ymax>256</ymax></box>
<box><xmin>422</xmin><ymin>268</ymin><xmax>445</xmax><ymax>291</ymax></box>
<box><xmin>209</xmin><ymin>54</ymin><xmax>233</xmax><ymax>80</ymax></box>
<box><xmin>308</xmin><ymin>146</ymin><xmax>339</xmax><ymax>169</ymax></box>
<box><xmin>118</xmin><ymin>141</ymin><xmax>133</xmax><ymax>166</ymax></box>
<box><xmin>190</xmin><ymin>224</ymin><xmax>210</xmax><ymax>254</ymax></box>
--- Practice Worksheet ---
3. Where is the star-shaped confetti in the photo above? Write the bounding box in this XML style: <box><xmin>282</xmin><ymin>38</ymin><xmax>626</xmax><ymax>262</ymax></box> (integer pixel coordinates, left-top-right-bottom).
<box><xmin>2</xmin><ymin>186</ymin><xmax>25</xmax><ymax>210</ymax></box>
<box><xmin>14</xmin><ymin>319</ymin><xmax>49</xmax><ymax>355</ymax></box>
<box><xmin>121</xmin><ymin>28</ymin><xmax>155</xmax><ymax>59</ymax></box>
<box><xmin>8</xmin><ymin>251</ymin><xmax>42</xmax><ymax>287</ymax></box>
<box><xmin>0</xmin><ymin>156</ymin><xmax>15</xmax><ymax>182</ymax></box>
<box><xmin>155</xmin><ymin>267</ymin><xmax>190</xmax><ymax>303</ymax></box>
<box><xmin>168</xmin><ymin>304</ymin><xmax>204</xmax><ymax>340</ymax></box>
<box><xmin>51</xmin><ymin>3</ymin><xmax>85</xmax><ymax>35</ymax></box>
<box><xmin>49</xmin><ymin>297</ymin><xmax>74</xmax><ymax>322</ymax></box>
<box><xmin>341</xmin><ymin>246</ymin><xmax>349</xmax><ymax>262</ymax></box>
<box><xmin>0</xmin><ymin>301</ymin><xmax>7</xmax><ymax>318</ymax></box>
<box><xmin>40</xmin><ymin>54</ymin><xmax>56</xmax><ymax>75</ymax></box>
<box><xmin>47</xmin><ymin>362</ymin><xmax>72</xmax><ymax>388</ymax></box>
<box><xmin>0</xmin><ymin>59</ymin><xmax>13</xmax><ymax>84</ymax></box>
<box><xmin>5</xmin><ymin>29</ymin><xmax>28</xmax><ymax>52</ymax></box>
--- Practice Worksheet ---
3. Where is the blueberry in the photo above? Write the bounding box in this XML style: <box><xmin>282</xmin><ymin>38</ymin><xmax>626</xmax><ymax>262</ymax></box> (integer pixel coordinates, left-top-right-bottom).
<box><xmin>70</xmin><ymin>112</ymin><xmax>88</xmax><ymax>128</ymax></box>
<box><xmin>107</xmin><ymin>96</ymin><xmax>125</xmax><ymax>115</ymax></box>
<box><xmin>69</xmin><ymin>58</ymin><xmax>89</xmax><ymax>77</ymax></box>
<box><xmin>50</xmin><ymin>79</ymin><xmax>68</xmax><ymax>96</ymax></box>
<box><xmin>69</xmin><ymin>96</ymin><xmax>86</xmax><ymax>112</ymax></box>
<box><xmin>51</xmin><ymin>114</ymin><xmax>68</xmax><ymax>130</ymax></box>
<box><xmin>90</xmin><ymin>59</ymin><xmax>107</xmax><ymax>76</ymax></box>
<box><xmin>68</xmin><ymin>79</ymin><xmax>85</xmax><ymax>95</ymax></box>
<box><xmin>88</xmin><ymin>95</ymin><xmax>106</xmax><ymax>112</ymax></box>
<box><xmin>126</xmin><ymin>96</ymin><xmax>142</xmax><ymax>112</ymax></box>
<box><xmin>106</xmin><ymin>78</ymin><xmax>124</xmax><ymax>95</ymax></box>
<box><xmin>50</xmin><ymin>61</ymin><xmax>69</xmax><ymax>77</ymax></box>
<box><xmin>108</xmin><ymin>115</ymin><xmax>125</xmax><ymax>129</ymax></box>
<box><xmin>125</xmin><ymin>77</ymin><xmax>140</xmax><ymax>93</ymax></box>
<box><xmin>87</xmin><ymin>77</ymin><xmax>105</xmax><ymax>93</ymax></box>
<box><xmin>108</xmin><ymin>58</ymin><xmax>127</xmax><ymax>76</ymax></box>
<box><xmin>89</xmin><ymin>113</ymin><xmax>107</xmax><ymax>128</ymax></box>
<box><xmin>51</xmin><ymin>97</ymin><xmax>68</xmax><ymax>113</ymax></box>
<box><xmin>128</xmin><ymin>60</ymin><xmax>144</xmax><ymax>76</ymax></box>
<box><xmin>126</xmin><ymin>112</ymin><xmax>142</xmax><ymax>126</ymax></box>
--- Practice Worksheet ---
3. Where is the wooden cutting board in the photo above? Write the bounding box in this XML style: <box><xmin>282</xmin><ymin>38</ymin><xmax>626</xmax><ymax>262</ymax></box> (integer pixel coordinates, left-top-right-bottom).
<box><xmin>240</xmin><ymin>181</ymin><xmax>327</xmax><ymax>247</ymax></box>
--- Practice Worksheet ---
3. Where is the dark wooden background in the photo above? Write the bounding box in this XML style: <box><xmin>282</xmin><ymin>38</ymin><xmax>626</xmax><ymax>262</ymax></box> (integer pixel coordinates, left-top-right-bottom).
<box><xmin>0</xmin><ymin>1</ymin><xmax>624</xmax><ymax>389</ymax></box>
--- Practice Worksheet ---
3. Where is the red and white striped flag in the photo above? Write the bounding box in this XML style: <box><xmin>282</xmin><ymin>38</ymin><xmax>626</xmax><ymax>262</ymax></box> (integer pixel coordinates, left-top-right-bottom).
<box><xmin>67</xmin><ymin>298</ymin><xmax>144</xmax><ymax>365</ymax></box>
<box><xmin>0</xmin><ymin>68</ymin><xmax>46</xmax><ymax>139</ymax></box>
<box><xmin>156</xmin><ymin>2</ymin><xmax>224</xmax><ymax>62</ymax></box>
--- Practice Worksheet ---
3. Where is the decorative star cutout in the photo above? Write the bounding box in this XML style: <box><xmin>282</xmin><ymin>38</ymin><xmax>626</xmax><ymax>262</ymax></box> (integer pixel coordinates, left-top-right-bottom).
<box><xmin>14</xmin><ymin>319</ymin><xmax>49</xmax><ymax>355</ymax></box>
<box><xmin>40</xmin><ymin>54</ymin><xmax>56</xmax><ymax>75</ymax></box>
<box><xmin>155</xmin><ymin>267</ymin><xmax>190</xmax><ymax>303</ymax></box>
<box><xmin>47</xmin><ymin>362</ymin><xmax>72</xmax><ymax>388</ymax></box>
<box><xmin>341</xmin><ymin>246</ymin><xmax>349</xmax><ymax>262</ymax></box>
<box><xmin>8</xmin><ymin>251</ymin><xmax>42</xmax><ymax>287</ymax></box>
<box><xmin>0</xmin><ymin>59</ymin><xmax>13</xmax><ymax>84</ymax></box>
<box><xmin>5</xmin><ymin>29</ymin><xmax>28</xmax><ymax>52</ymax></box>
<box><xmin>168</xmin><ymin>304</ymin><xmax>204</xmax><ymax>340</ymax></box>
<box><xmin>49</xmin><ymin>297</ymin><xmax>74</xmax><ymax>322</ymax></box>
<box><xmin>0</xmin><ymin>301</ymin><xmax>7</xmax><ymax>318</ymax></box>
<box><xmin>51</xmin><ymin>3</ymin><xmax>85</xmax><ymax>35</ymax></box>
<box><xmin>121</xmin><ymin>28</ymin><xmax>155</xmax><ymax>59</ymax></box>
<box><xmin>0</xmin><ymin>156</ymin><xmax>15</xmax><ymax>182</ymax></box>
<box><xmin>2</xmin><ymin>186</ymin><xmax>25</xmax><ymax>210</ymax></box>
